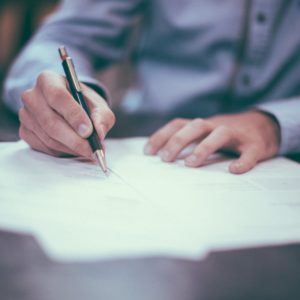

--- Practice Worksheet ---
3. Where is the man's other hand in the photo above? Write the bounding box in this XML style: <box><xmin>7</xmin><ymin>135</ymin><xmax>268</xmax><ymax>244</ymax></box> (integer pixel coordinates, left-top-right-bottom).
<box><xmin>19</xmin><ymin>71</ymin><xmax>115</xmax><ymax>158</ymax></box>
<box><xmin>144</xmin><ymin>111</ymin><xmax>280</xmax><ymax>174</ymax></box>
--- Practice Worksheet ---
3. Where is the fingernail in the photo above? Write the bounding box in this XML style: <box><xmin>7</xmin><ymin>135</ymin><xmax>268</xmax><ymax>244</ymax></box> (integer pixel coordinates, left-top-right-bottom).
<box><xmin>78</xmin><ymin>124</ymin><xmax>90</xmax><ymax>138</ymax></box>
<box><xmin>185</xmin><ymin>155</ymin><xmax>198</xmax><ymax>165</ymax></box>
<box><xmin>233</xmin><ymin>162</ymin><xmax>242</xmax><ymax>169</ymax></box>
<box><xmin>160</xmin><ymin>150</ymin><xmax>171</xmax><ymax>161</ymax></box>
<box><xmin>231</xmin><ymin>162</ymin><xmax>243</xmax><ymax>172</ymax></box>
<box><xmin>144</xmin><ymin>144</ymin><xmax>154</xmax><ymax>155</ymax></box>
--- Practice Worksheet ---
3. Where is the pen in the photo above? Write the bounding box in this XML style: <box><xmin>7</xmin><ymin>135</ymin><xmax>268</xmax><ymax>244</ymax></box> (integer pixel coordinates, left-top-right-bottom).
<box><xmin>58</xmin><ymin>46</ymin><xmax>108</xmax><ymax>174</ymax></box>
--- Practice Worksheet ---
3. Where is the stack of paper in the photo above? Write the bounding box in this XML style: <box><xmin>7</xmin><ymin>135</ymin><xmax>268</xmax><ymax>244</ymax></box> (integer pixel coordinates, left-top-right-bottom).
<box><xmin>0</xmin><ymin>138</ymin><xmax>299</xmax><ymax>261</ymax></box>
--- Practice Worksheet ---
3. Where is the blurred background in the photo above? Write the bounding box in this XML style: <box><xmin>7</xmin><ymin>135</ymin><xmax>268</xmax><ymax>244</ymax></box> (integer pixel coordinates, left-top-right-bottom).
<box><xmin>0</xmin><ymin>0</ymin><xmax>59</xmax><ymax>141</ymax></box>
<box><xmin>0</xmin><ymin>0</ymin><xmax>136</xmax><ymax>141</ymax></box>
<box><xmin>1</xmin><ymin>1</ymin><xmax>299</xmax><ymax>161</ymax></box>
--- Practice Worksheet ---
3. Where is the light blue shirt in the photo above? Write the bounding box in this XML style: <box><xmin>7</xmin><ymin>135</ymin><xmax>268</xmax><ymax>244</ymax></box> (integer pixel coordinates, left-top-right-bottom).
<box><xmin>3</xmin><ymin>0</ymin><xmax>300</xmax><ymax>154</ymax></box>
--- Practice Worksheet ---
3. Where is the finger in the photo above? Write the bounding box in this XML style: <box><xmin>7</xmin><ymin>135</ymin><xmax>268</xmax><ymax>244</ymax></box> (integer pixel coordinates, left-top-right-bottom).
<box><xmin>185</xmin><ymin>125</ymin><xmax>232</xmax><ymax>167</ymax></box>
<box><xmin>144</xmin><ymin>118</ymin><xmax>188</xmax><ymax>155</ymax></box>
<box><xmin>19</xmin><ymin>107</ymin><xmax>78</xmax><ymax>157</ymax></box>
<box><xmin>229</xmin><ymin>147</ymin><xmax>259</xmax><ymax>174</ymax></box>
<box><xmin>159</xmin><ymin>118</ymin><xmax>212</xmax><ymax>162</ymax></box>
<box><xmin>22</xmin><ymin>88</ymin><xmax>92</xmax><ymax>158</ymax></box>
<box><xmin>19</xmin><ymin>126</ymin><xmax>60</xmax><ymax>157</ymax></box>
<box><xmin>82</xmin><ymin>84</ymin><xmax>116</xmax><ymax>140</ymax></box>
<box><xmin>37</xmin><ymin>71</ymin><xmax>93</xmax><ymax>138</ymax></box>
<box><xmin>89</xmin><ymin>102</ymin><xmax>116</xmax><ymax>141</ymax></box>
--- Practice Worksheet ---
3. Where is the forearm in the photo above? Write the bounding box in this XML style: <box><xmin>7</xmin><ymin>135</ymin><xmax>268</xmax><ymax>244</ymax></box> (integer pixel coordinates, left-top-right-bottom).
<box><xmin>3</xmin><ymin>41</ymin><xmax>102</xmax><ymax>112</ymax></box>
<box><xmin>3</xmin><ymin>0</ymin><xmax>143</xmax><ymax>112</ymax></box>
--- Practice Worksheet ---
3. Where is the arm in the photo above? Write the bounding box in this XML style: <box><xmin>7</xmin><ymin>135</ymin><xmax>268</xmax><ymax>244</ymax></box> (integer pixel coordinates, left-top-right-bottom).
<box><xmin>3</xmin><ymin>0</ymin><xmax>144</xmax><ymax>112</ymax></box>
<box><xmin>3</xmin><ymin>0</ymin><xmax>144</xmax><ymax>159</ymax></box>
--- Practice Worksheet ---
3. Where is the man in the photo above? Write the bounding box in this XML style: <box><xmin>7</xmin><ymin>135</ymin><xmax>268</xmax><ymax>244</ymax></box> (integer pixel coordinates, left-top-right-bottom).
<box><xmin>3</xmin><ymin>0</ymin><xmax>300</xmax><ymax>174</ymax></box>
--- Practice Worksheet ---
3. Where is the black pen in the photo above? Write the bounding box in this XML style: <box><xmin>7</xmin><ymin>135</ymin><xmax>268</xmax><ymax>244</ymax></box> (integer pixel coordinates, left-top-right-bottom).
<box><xmin>58</xmin><ymin>46</ymin><xmax>108</xmax><ymax>174</ymax></box>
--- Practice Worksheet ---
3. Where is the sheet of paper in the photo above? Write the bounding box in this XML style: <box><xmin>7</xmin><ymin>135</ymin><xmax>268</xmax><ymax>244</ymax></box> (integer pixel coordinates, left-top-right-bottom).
<box><xmin>0</xmin><ymin>138</ymin><xmax>299</xmax><ymax>262</ymax></box>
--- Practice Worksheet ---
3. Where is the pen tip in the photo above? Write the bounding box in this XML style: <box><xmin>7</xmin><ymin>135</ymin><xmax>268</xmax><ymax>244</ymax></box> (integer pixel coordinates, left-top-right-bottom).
<box><xmin>95</xmin><ymin>150</ymin><xmax>108</xmax><ymax>175</ymax></box>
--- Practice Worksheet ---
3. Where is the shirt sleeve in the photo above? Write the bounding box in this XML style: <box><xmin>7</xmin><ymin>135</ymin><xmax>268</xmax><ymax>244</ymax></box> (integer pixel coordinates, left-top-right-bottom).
<box><xmin>257</xmin><ymin>98</ymin><xmax>300</xmax><ymax>155</ymax></box>
<box><xmin>2</xmin><ymin>0</ymin><xmax>144</xmax><ymax>112</ymax></box>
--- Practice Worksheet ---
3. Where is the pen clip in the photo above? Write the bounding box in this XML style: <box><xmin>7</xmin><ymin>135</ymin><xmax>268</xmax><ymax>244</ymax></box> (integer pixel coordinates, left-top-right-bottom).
<box><xmin>66</xmin><ymin>58</ymin><xmax>82</xmax><ymax>93</ymax></box>
<box><xmin>59</xmin><ymin>46</ymin><xmax>82</xmax><ymax>93</ymax></box>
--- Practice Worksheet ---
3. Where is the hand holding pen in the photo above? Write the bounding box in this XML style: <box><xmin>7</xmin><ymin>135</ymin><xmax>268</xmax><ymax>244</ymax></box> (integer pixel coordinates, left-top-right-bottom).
<box><xmin>19</xmin><ymin>50</ymin><xmax>115</xmax><ymax>168</ymax></box>
<box><xmin>59</xmin><ymin>46</ymin><xmax>111</xmax><ymax>173</ymax></box>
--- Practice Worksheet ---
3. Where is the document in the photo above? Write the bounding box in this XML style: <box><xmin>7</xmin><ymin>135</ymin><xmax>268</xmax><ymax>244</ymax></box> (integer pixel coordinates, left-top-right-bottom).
<box><xmin>0</xmin><ymin>138</ymin><xmax>299</xmax><ymax>261</ymax></box>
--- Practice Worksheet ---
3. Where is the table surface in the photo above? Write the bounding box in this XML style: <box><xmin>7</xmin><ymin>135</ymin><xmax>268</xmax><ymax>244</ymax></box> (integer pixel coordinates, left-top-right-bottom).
<box><xmin>0</xmin><ymin>230</ymin><xmax>299</xmax><ymax>300</ymax></box>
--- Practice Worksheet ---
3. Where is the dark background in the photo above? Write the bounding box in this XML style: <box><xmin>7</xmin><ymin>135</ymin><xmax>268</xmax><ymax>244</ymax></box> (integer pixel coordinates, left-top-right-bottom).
<box><xmin>0</xmin><ymin>0</ymin><xmax>58</xmax><ymax>141</ymax></box>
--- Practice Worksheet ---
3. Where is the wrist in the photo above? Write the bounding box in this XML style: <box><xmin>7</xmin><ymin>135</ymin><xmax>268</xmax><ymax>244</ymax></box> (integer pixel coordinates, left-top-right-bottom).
<box><xmin>249</xmin><ymin>110</ymin><xmax>281</xmax><ymax>153</ymax></box>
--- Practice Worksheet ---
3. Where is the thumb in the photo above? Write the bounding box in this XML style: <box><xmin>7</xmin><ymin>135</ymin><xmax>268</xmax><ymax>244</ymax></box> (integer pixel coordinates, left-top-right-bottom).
<box><xmin>83</xmin><ymin>86</ymin><xmax>116</xmax><ymax>141</ymax></box>
<box><xmin>229</xmin><ymin>147</ymin><xmax>259</xmax><ymax>174</ymax></box>
<box><xmin>90</xmin><ymin>104</ymin><xmax>116</xmax><ymax>141</ymax></box>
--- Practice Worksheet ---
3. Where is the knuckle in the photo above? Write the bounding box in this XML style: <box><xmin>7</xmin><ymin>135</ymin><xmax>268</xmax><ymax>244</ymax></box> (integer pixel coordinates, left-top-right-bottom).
<box><xmin>37</xmin><ymin>72</ymin><xmax>49</xmax><ymax>88</ymax></box>
<box><xmin>37</xmin><ymin>70</ymin><xmax>55</xmax><ymax>84</ymax></box>
<box><xmin>101</xmin><ymin>109</ymin><xmax>116</xmax><ymax>128</ymax></box>
<box><xmin>91</xmin><ymin>106</ymin><xmax>115</xmax><ymax>123</ymax></box>
<box><xmin>47</xmin><ymin>87</ymin><xmax>64</xmax><ymax>106</ymax></box>
<box><xmin>190</xmin><ymin>118</ymin><xmax>206</xmax><ymax>130</ymax></box>
<box><xmin>171</xmin><ymin>118</ymin><xmax>186</xmax><ymax>127</ymax></box>
<box><xmin>193</xmin><ymin>117</ymin><xmax>204</xmax><ymax>125</ymax></box>
<box><xmin>21</xmin><ymin>89</ymin><xmax>34</xmax><ymax>106</ymax></box>
<box><xmin>107</xmin><ymin>110</ymin><xmax>116</xmax><ymax>125</ymax></box>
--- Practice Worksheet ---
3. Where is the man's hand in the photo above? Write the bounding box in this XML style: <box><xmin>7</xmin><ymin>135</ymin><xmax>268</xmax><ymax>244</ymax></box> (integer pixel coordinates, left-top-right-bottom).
<box><xmin>19</xmin><ymin>71</ymin><xmax>115</xmax><ymax>158</ymax></box>
<box><xmin>144</xmin><ymin>111</ymin><xmax>280</xmax><ymax>174</ymax></box>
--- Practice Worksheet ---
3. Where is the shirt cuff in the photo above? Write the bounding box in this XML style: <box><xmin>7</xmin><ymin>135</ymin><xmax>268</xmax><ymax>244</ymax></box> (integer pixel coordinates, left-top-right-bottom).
<box><xmin>256</xmin><ymin>98</ymin><xmax>300</xmax><ymax>155</ymax></box>
<box><xmin>79</xmin><ymin>76</ymin><xmax>111</xmax><ymax>107</ymax></box>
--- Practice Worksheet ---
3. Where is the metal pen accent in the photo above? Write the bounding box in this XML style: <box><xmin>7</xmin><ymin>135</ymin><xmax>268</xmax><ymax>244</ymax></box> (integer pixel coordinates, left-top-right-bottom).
<box><xmin>58</xmin><ymin>46</ymin><xmax>108</xmax><ymax>174</ymax></box>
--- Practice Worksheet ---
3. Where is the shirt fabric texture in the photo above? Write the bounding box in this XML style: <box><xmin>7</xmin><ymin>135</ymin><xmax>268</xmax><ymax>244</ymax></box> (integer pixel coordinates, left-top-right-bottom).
<box><xmin>3</xmin><ymin>0</ymin><xmax>300</xmax><ymax>154</ymax></box>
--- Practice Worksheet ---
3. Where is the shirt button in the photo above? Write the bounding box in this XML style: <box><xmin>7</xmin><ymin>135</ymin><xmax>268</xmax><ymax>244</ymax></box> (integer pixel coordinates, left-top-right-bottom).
<box><xmin>241</xmin><ymin>74</ymin><xmax>251</xmax><ymax>87</ymax></box>
<box><xmin>256</xmin><ymin>12</ymin><xmax>267</xmax><ymax>24</ymax></box>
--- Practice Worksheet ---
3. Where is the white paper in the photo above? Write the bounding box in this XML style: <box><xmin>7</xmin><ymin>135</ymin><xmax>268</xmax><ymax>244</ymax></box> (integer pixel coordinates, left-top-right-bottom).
<box><xmin>0</xmin><ymin>138</ymin><xmax>299</xmax><ymax>262</ymax></box>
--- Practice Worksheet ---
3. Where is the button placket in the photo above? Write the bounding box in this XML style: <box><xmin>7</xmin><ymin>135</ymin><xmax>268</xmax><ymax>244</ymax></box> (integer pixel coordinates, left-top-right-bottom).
<box><xmin>247</xmin><ymin>0</ymin><xmax>275</xmax><ymax>63</ymax></box>
<box><xmin>234</xmin><ymin>0</ymin><xmax>279</xmax><ymax>98</ymax></box>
